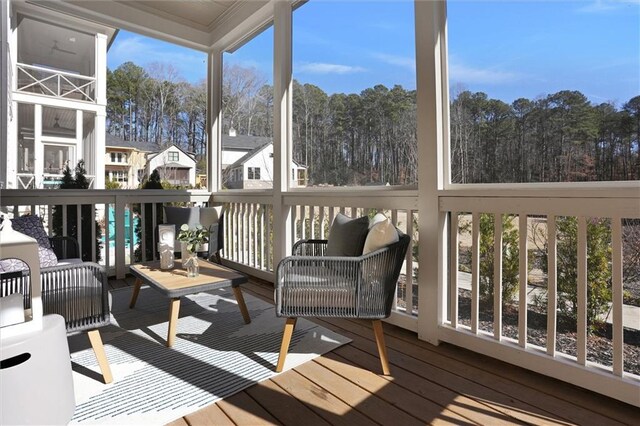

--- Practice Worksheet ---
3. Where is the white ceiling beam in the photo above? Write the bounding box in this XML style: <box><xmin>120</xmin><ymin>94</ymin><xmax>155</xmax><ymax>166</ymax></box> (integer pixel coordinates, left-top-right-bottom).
<box><xmin>33</xmin><ymin>0</ymin><xmax>212</xmax><ymax>51</ymax></box>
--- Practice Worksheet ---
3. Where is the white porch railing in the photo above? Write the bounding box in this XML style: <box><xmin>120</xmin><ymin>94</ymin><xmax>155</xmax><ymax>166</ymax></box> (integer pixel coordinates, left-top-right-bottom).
<box><xmin>439</xmin><ymin>187</ymin><xmax>640</xmax><ymax>407</ymax></box>
<box><xmin>16</xmin><ymin>63</ymin><xmax>96</xmax><ymax>102</ymax></box>
<box><xmin>0</xmin><ymin>189</ymin><xmax>211</xmax><ymax>278</ymax></box>
<box><xmin>1</xmin><ymin>187</ymin><xmax>638</xmax><ymax>406</ymax></box>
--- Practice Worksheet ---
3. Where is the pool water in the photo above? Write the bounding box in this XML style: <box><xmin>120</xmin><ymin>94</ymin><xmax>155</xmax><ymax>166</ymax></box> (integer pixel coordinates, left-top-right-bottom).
<box><xmin>101</xmin><ymin>208</ymin><xmax>140</xmax><ymax>248</ymax></box>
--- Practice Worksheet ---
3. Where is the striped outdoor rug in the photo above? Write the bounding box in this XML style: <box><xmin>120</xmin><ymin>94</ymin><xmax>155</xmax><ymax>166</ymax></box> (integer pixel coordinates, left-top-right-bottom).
<box><xmin>67</xmin><ymin>286</ymin><xmax>350</xmax><ymax>425</ymax></box>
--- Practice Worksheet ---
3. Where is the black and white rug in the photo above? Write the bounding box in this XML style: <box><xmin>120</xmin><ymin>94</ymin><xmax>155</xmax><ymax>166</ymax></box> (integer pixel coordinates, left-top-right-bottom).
<box><xmin>68</xmin><ymin>286</ymin><xmax>350</xmax><ymax>425</ymax></box>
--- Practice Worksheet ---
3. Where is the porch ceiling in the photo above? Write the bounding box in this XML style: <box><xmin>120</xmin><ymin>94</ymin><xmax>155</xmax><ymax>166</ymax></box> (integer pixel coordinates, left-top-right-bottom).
<box><xmin>35</xmin><ymin>0</ymin><xmax>271</xmax><ymax>51</ymax></box>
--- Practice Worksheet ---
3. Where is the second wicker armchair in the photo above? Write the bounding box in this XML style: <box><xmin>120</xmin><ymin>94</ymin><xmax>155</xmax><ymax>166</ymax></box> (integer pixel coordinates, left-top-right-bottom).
<box><xmin>274</xmin><ymin>227</ymin><xmax>410</xmax><ymax>375</ymax></box>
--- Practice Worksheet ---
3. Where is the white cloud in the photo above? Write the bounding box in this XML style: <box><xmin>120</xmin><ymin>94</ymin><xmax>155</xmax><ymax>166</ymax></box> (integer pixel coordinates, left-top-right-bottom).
<box><xmin>296</xmin><ymin>62</ymin><xmax>366</xmax><ymax>75</ymax></box>
<box><xmin>372</xmin><ymin>53</ymin><xmax>415</xmax><ymax>71</ymax></box>
<box><xmin>449</xmin><ymin>58</ymin><xmax>523</xmax><ymax>85</ymax></box>
<box><xmin>577</xmin><ymin>0</ymin><xmax>639</xmax><ymax>13</ymax></box>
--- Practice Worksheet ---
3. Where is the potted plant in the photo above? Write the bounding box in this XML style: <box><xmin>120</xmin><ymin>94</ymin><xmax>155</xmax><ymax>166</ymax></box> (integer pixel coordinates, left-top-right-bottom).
<box><xmin>177</xmin><ymin>224</ymin><xmax>209</xmax><ymax>277</ymax></box>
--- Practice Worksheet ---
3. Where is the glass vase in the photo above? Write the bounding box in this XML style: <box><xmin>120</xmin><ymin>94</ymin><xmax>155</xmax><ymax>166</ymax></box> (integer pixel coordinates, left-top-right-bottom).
<box><xmin>185</xmin><ymin>251</ymin><xmax>199</xmax><ymax>278</ymax></box>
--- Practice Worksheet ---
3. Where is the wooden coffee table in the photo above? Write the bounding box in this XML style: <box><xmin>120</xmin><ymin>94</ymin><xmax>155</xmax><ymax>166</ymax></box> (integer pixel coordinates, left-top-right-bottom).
<box><xmin>129</xmin><ymin>259</ymin><xmax>251</xmax><ymax>347</ymax></box>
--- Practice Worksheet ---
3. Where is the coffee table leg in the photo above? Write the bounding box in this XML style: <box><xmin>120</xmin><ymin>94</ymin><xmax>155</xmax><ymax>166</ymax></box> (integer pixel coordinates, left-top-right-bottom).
<box><xmin>167</xmin><ymin>298</ymin><xmax>181</xmax><ymax>347</ymax></box>
<box><xmin>129</xmin><ymin>278</ymin><xmax>143</xmax><ymax>308</ymax></box>
<box><xmin>233</xmin><ymin>286</ymin><xmax>251</xmax><ymax>324</ymax></box>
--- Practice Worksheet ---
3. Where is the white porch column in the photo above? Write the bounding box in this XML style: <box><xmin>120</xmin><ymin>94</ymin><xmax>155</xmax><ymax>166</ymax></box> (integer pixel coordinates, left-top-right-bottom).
<box><xmin>34</xmin><ymin>104</ymin><xmax>43</xmax><ymax>189</ymax></box>
<box><xmin>207</xmin><ymin>49</ymin><xmax>222</xmax><ymax>192</ymax></box>
<box><xmin>94</xmin><ymin>111</ymin><xmax>106</xmax><ymax>189</ymax></box>
<box><xmin>94</xmin><ymin>33</ymin><xmax>107</xmax><ymax>189</ymax></box>
<box><xmin>0</xmin><ymin>0</ymin><xmax>9</xmax><ymax>188</ymax></box>
<box><xmin>415</xmin><ymin>0</ymin><xmax>449</xmax><ymax>344</ymax></box>
<box><xmin>76</xmin><ymin>109</ymin><xmax>83</xmax><ymax>165</ymax></box>
<box><xmin>272</xmin><ymin>0</ymin><xmax>293</xmax><ymax>265</ymax></box>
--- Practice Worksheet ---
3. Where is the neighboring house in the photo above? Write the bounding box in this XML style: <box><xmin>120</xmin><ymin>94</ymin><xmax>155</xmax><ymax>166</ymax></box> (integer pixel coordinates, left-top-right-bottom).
<box><xmin>146</xmin><ymin>145</ymin><xmax>196</xmax><ymax>187</ymax></box>
<box><xmin>224</xmin><ymin>140</ymin><xmax>307</xmax><ymax>189</ymax></box>
<box><xmin>221</xmin><ymin>129</ymin><xmax>271</xmax><ymax>170</ymax></box>
<box><xmin>1</xmin><ymin>2</ymin><xmax>116</xmax><ymax>189</ymax></box>
<box><xmin>104</xmin><ymin>134</ymin><xmax>156</xmax><ymax>189</ymax></box>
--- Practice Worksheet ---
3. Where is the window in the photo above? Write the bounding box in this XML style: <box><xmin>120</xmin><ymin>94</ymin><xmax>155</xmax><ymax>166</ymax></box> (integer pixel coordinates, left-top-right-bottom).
<box><xmin>44</xmin><ymin>144</ymin><xmax>74</xmax><ymax>174</ymax></box>
<box><xmin>297</xmin><ymin>169</ymin><xmax>307</xmax><ymax>186</ymax></box>
<box><xmin>222</xmin><ymin>21</ymin><xmax>273</xmax><ymax>190</ymax></box>
<box><xmin>168</xmin><ymin>152</ymin><xmax>179</xmax><ymax>162</ymax></box>
<box><xmin>248</xmin><ymin>167</ymin><xmax>261</xmax><ymax>180</ymax></box>
<box><xmin>293</xmin><ymin>1</ymin><xmax>416</xmax><ymax>187</ymax></box>
<box><xmin>448</xmin><ymin>2</ymin><xmax>639</xmax><ymax>183</ymax></box>
<box><xmin>17</xmin><ymin>103</ymin><xmax>34</xmax><ymax>173</ymax></box>
<box><xmin>110</xmin><ymin>153</ymin><xmax>116</xmax><ymax>162</ymax></box>
<box><xmin>113</xmin><ymin>170</ymin><xmax>128</xmax><ymax>183</ymax></box>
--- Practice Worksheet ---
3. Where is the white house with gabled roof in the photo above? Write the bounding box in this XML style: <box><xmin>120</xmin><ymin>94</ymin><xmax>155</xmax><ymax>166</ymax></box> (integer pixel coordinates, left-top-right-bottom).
<box><xmin>146</xmin><ymin>144</ymin><xmax>197</xmax><ymax>187</ymax></box>
<box><xmin>223</xmin><ymin>139</ymin><xmax>306</xmax><ymax>189</ymax></box>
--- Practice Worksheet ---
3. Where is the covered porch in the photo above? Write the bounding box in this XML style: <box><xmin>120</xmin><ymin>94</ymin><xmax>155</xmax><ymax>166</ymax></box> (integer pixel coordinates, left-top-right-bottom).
<box><xmin>1</xmin><ymin>0</ymin><xmax>639</xmax><ymax>421</ymax></box>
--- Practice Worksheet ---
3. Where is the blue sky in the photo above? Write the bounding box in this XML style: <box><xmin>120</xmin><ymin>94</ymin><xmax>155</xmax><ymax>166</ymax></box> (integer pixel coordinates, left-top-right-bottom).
<box><xmin>108</xmin><ymin>0</ymin><xmax>639</xmax><ymax>105</ymax></box>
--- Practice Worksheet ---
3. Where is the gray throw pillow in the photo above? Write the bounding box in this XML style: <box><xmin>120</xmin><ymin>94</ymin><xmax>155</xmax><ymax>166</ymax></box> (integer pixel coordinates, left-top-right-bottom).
<box><xmin>325</xmin><ymin>213</ymin><xmax>370</xmax><ymax>257</ymax></box>
<box><xmin>164</xmin><ymin>206</ymin><xmax>200</xmax><ymax>228</ymax></box>
<box><xmin>7</xmin><ymin>215</ymin><xmax>58</xmax><ymax>269</ymax></box>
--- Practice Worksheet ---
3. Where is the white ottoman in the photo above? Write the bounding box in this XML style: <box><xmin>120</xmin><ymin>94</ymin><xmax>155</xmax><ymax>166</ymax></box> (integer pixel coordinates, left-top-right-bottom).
<box><xmin>0</xmin><ymin>314</ymin><xmax>75</xmax><ymax>425</ymax></box>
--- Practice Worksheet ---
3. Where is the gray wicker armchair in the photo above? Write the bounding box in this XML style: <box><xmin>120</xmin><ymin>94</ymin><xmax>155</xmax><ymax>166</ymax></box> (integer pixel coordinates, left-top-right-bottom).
<box><xmin>0</xmin><ymin>236</ymin><xmax>112</xmax><ymax>383</ymax></box>
<box><xmin>275</xmin><ymin>230</ymin><xmax>410</xmax><ymax>375</ymax></box>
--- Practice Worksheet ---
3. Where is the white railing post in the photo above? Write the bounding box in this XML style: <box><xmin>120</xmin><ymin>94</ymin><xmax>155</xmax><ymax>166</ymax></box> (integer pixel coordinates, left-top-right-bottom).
<box><xmin>611</xmin><ymin>217</ymin><xmax>624</xmax><ymax>376</ymax></box>
<box><xmin>547</xmin><ymin>215</ymin><xmax>557</xmax><ymax>357</ymax></box>
<box><xmin>577</xmin><ymin>216</ymin><xmax>587</xmax><ymax>365</ymax></box>
<box><xmin>494</xmin><ymin>213</ymin><xmax>503</xmax><ymax>340</ymax></box>
<box><xmin>518</xmin><ymin>213</ymin><xmax>528</xmax><ymax>347</ymax></box>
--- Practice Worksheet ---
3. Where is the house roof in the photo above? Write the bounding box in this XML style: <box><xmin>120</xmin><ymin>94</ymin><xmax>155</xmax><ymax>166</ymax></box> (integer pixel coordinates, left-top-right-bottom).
<box><xmin>105</xmin><ymin>134</ymin><xmax>157</xmax><ymax>152</ymax></box>
<box><xmin>227</xmin><ymin>141</ymin><xmax>271</xmax><ymax>170</ymax></box>
<box><xmin>147</xmin><ymin>144</ymin><xmax>196</xmax><ymax>162</ymax></box>
<box><xmin>222</xmin><ymin>134</ymin><xmax>271</xmax><ymax>151</ymax></box>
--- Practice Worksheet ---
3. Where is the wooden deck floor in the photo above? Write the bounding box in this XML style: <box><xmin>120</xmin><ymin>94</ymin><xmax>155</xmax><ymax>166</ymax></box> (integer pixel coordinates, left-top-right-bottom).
<box><xmin>108</xmin><ymin>276</ymin><xmax>639</xmax><ymax>426</ymax></box>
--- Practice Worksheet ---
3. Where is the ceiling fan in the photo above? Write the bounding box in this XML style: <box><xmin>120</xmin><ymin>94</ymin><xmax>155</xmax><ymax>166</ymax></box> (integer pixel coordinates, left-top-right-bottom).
<box><xmin>51</xmin><ymin>40</ymin><xmax>76</xmax><ymax>55</ymax></box>
<box><xmin>53</xmin><ymin>117</ymin><xmax>74</xmax><ymax>133</ymax></box>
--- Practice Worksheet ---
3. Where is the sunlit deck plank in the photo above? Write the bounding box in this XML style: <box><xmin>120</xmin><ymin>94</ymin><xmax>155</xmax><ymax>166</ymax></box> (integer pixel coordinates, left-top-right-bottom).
<box><xmin>244</xmin><ymin>379</ymin><xmax>331</xmax><ymax>426</ymax></box>
<box><xmin>215</xmin><ymin>391</ymin><xmax>281</xmax><ymax>425</ymax></box>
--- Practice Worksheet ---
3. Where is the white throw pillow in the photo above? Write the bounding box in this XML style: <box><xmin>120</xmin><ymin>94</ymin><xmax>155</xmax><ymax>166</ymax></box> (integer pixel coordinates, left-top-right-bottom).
<box><xmin>369</xmin><ymin>212</ymin><xmax>388</xmax><ymax>228</ymax></box>
<box><xmin>0</xmin><ymin>293</ymin><xmax>26</xmax><ymax>327</ymax></box>
<box><xmin>363</xmin><ymin>218</ymin><xmax>399</xmax><ymax>254</ymax></box>
<box><xmin>200</xmin><ymin>205</ymin><xmax>224</xmax><ymax>229</ymax></box>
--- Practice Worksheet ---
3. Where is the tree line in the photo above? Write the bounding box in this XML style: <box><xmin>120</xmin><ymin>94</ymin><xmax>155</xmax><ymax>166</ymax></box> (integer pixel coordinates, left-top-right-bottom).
<box><xmin>107</xmin><ymin>61</ymin><xmax>639</xmax><ymax>185</ymax></box>
<box><xmin>107</xmin><ymin>62</ymin><xmax>207</xmax><ymax>161</ymax></box>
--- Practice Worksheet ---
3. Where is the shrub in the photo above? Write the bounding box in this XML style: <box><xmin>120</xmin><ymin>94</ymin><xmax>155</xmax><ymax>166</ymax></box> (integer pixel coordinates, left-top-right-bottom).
<box><xmin>478</xmin><ymin>213</ymin><xmax>520</xmax><ymax>304</ymax></box>
<box><xmin>544</xmin><ymin>217</ymin><xmax>612</xmax><ymax>330</ymax></box>
<box><xmin>52</xmin><ymin>161</ymin><xmax>102</xmax><ymax>261</ymax></box>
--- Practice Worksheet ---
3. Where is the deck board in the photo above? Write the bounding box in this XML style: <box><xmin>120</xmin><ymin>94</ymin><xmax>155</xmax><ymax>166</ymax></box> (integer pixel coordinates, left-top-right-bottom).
<box><xmin>107</xmin><ymin>276</ymin><xmax>639</xmax><ymax>425</ymax></box>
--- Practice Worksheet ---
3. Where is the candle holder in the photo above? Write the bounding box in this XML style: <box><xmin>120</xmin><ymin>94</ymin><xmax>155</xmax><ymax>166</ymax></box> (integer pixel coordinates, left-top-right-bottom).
<box><xmin>158</xmin><ymin>224</ymin><xmax>175</xmax><ymax>270</ymax></box>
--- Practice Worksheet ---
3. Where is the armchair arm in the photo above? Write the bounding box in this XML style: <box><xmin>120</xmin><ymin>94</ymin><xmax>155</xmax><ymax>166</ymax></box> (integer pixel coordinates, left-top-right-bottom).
<box><xmin>292</xmin><ymin>239</ymin><xmax>328</xmax><ymax>256</ymax></box>
<box><xmin>48</xmin><ymin>236</ymin><xmax>80</xmax><ymax>260</ymax></box>
<box><xmin>40</xmin><ymin>262</ymin><xmax>110</xmax><ymax>334</ymax></box>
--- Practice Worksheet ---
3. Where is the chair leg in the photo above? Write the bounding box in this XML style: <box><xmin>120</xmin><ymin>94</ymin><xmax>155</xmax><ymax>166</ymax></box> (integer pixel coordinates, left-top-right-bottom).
<box><xmin>276</xmin><ymin>318</ymin><xmax>297</xmax><ymax>373</ymax></box>
<box><xmin>87</xmin><ymin>329</ymin><xmax>113</xmax><ymax>384</ymax></box>
<box><xmin>372</xmin><ymin>320</ymin><xmax>391</xmax><ymax>375</ymax></box>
